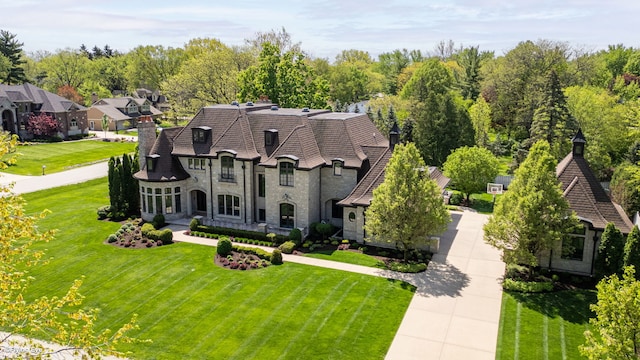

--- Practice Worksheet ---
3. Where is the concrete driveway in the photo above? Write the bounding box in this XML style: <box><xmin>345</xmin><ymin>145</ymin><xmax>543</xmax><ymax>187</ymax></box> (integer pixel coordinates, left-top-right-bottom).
<box><xmin>385</xmin><ymin>210</ymin><xmax>505</xmax><ymax>360</ymax></box>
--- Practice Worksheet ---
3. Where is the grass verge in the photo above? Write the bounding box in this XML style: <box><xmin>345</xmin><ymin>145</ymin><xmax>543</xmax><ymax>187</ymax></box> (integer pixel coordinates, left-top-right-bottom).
<box><xmin>304</xmin><ymin>249</ymin><xmax>385</xmax><ymax>268</ymax></box>
<box><xmin>2</xmin><ymin>140</ymin><xmax>136</xmax><ymax>175</ymax></box>
<box><xmin>496</xmin><ymin>290</ymin><xmax>595</xmax><ymax>360</ymax></box>
<box><xmin>20</xmin><ymin>178</ymin><xmax>414</xmax><ymax>359</ymax></box>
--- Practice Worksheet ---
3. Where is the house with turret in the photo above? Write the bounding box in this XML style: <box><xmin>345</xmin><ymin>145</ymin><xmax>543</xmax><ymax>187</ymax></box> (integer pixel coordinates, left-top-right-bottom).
<box><xmin>134</xmin><ymin>102</ymin><xmax>447</xmax><ymax>241</ymax></box>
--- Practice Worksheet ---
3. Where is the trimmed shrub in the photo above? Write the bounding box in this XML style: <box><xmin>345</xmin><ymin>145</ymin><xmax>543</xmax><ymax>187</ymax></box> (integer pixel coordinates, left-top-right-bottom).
<box><xmin>141</xmin><ymin>223</ymin><xmax>155</xmax><ymax>237</ymax></box>
<box><xmin>502</xmin><ymin>279</ymin><xmax>554</xmax><ymax>293</ymax></box>
<box><xmin>288</xmin><ymin>228</ymin><xmax>302</xmax><ymax>245</ymax></box>
<box><xmin>217</xmin><ymin>238</ymin><xmax>233</xmax><ymax>257</ymax></box>
<box><xmin>194</xmin><ymin>225</ymin><xmax>285</xmax><ymax>243</ymax></box>
<box><xmin>279</xmin><ymin>241</ymin><xmax>296</xmax><ymax>254</ymax></box>
<box><xmin>387</xmin><ymin>261</ymin><xmax>427</xmax><ymax>273</ymax></box>
<box><xmin>107</xmin><ymin>234</ymin><xmax>118</xmax><ymax>243</ymax></box>
<box><xmin>156</xmin><ymin>229</ymin><xmax>173</xmax><ymax>244</ymax></box>
<box><xmin>189</xmin><ymin>217</ymin><xmax>201</xmax><ymax>231</ymax></box>
<box><xmin>449</xmin><ymin>192</ymin><xmax>463</xmax><ymax>206</ymax></box>
<box><xmin>152</xmin><ymin>214</ymin><xmax>166</xmax><ymax>228</ymax></box>
<box><xmin>315</xmin><ymin>222</ymin><xmax>334</xmax><ymax>239</ymax></box>
<box><xmin>271</xmin><ymin>249</ymin><xmax>283</xmax><ymax>265</ymax></box>
<box><xmin>97</xmin><ymin>205</ymin><xmax>111</xmax><ymax>220</ymax></box>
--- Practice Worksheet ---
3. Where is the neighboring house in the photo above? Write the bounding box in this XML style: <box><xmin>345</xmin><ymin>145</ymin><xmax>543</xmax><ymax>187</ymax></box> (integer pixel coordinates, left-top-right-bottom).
<box><xmin>539</xmin><ymin>130</ymin><xmax>634</xmax><ymax>275</ymax></box>
<box><xmin>134</xmin><ymin>102</ymin><xmax>406</xmax><ymax>237</ymax></box>
<box><xmin>87</xmin><ymin>97</ymin><xmax>162</xmax><ymax>131</ymax></box>
<box><xmin>0</xmin><ymin>83</ymin><xmax>88</xmax><ymax>139</ymax></box>
<box><xmin>135</xmin><ymin>88</ymin><xmax>170</xmax><ymax>113</ymax></box>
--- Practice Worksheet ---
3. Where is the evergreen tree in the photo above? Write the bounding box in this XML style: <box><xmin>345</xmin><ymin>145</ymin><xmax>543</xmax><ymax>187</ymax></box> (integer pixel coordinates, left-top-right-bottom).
<box><xmin>484</xmin><ymin>140</ymin><xmax>578</xmax><ymax>269</ymax></box>
<box><xmin>0</xmin><ymin>30</ymin><xmax>26</xmax><ymax>84</ymax></box>
<box><xmin>364</xmin><ymin>143</ymin><xmax>450</xmax><ymax>262</ymax></box>
<box><xmin>386</xmin><ymin>105</ymin><xmax>397</xmax><ymax>126</ymax></box>
<box><xmin>121</xmin><ymin>153</ymin><xmax>133</xmax><ymax>214</ymax></box>
<box><xmin>595</xmin><ymin>223</ymin><xmax>626</xmax><ymax>278</ymax></box>
<box><xmin>401</xmin><ymin>118</ymin><xmax>414</xmax><ymax>143</ymax></box>
<box><xmin>528</xmin><ymin>70</ymin><xmax>578</xmax><ymax>159</ymax></box>
<box><xmin>623</xmin><ymin>226</ymin><xmax>640</xmax><ymax>279</ymax></box>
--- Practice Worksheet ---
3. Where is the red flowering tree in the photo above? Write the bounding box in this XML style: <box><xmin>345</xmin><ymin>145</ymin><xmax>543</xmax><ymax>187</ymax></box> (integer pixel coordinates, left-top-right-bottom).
<box><xmin>57</xmin><ymin>85</ymin><xmax>84</xmax><ymax>104</ymax></box>
<box><xmin>26</xmin><ymin>113</ymin><xmax>59</xmax><ymax>138</ymax></box>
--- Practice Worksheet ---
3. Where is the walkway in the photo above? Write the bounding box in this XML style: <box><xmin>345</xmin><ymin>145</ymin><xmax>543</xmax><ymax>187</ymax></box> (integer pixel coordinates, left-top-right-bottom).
<box><xmin>0</xmin><ymin>162</ymin><xmax>108</xmax><ymax>194</ymax></box>
<box><xmin>169</xmin><ymin>210</ymin><xmax>505</xmax><ymax>360</ymax></box>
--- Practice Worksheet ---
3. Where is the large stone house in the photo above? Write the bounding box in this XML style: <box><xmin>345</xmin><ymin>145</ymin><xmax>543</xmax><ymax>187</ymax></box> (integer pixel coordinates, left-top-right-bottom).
<box><xmin>539</xmin><ymin>130</ymin><xmax>634</xmax><ymax>275</ymax></box>
<box><xmin>0</xmin><ymin>83</ymin><xmax>88</xmax><ymax>139</ymax></box>
<box><xmin>134</xmin><ymin>102</ymin><xmax>448</xmax><ymax>240</ymax></box>
<box><xmin>87</xmin><ymin>97</ymin><xmax>162</xmax><ymax>131</ymax></box>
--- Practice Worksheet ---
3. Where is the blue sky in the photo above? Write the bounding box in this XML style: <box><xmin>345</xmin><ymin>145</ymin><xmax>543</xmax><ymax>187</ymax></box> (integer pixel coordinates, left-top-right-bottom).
<box><xmin>1</xmin><ymin>0</ymin><xmax>638</xmax><ymax>60</ymax></box>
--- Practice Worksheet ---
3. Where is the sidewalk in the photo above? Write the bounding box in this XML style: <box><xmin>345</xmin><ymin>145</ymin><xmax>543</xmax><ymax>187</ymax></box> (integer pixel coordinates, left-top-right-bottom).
<box><xmin>169</xmin><ymin>211</ymin><xmax>505</xmax><ymax>360</ymax></box>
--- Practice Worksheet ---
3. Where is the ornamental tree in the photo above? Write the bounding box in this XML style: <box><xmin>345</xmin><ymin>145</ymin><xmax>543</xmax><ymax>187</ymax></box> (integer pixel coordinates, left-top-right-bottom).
<box><xmin>484</xmin><ymin>140</ymin><xmax>578</xmax><ymax>269</ymax></box>
<box><xmin>581</xmin><ymin>266</ymin><xmax>640</xmax><ymax>360</ymax></box>
<box><xmin>0</xmin><ymin>132</ymin><xmax>141</xmax><ymax>358</ymax></box>
<box><xmin>443</xmin><ymin>146</ymin><xmax>500</xmax><ymax>203</ymax></box>
<box><xmin>364</xmin><ymin>142</ymin><xmax>450</xmax><ymax>262</ymax></box>
<box><xmin>595</xmin><ymin>223</ymin><xmax>626</xmax><ymax>278</ymax></box>
<box><xmin>26</xmin><ymin>113</ymin><xmax>59</xmax><ymax>138</ymax></box>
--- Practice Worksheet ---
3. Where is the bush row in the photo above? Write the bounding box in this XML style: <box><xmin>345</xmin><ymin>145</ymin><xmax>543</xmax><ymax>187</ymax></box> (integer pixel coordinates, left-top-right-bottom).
<box><xmin>191</xmin><ymin>231</ymin><xmax>273</xmax><ymax>247</ymax></box>
<box><xmin>502</xmin><ymin>278</ymin><xmax>554</xmax><ymax>293</ymax></box>
<box><xmin>142</xmin><ymin>222</ymin><xmax>173</xmax><ymax>244</ymax></box>
<box><xmin>386</xmin><ymin>261</ymin><xmax>427</xmax><ymax>273</ymax></box>
<box><xmin>190</xmin><ymin>223</ymin><xmax>288</xmax><ymax>244</ymax></box>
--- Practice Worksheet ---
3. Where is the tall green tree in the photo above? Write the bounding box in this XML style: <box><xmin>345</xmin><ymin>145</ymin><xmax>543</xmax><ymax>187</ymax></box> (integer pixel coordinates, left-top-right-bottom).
<box><xmin>581</xmin><ymin>266</ymin><xmax>640</xmax><ymax>360</ymax></box>
<box><xmin>37</xmin><ymin>49</ymin><xmax>91</xmax><ymax>92</ymax></box>
<box><xmin>610</xmin><ymin>163</ymin><xmax>640</xmax><ymax>217</ymax></box>
<box><xmin>0</xmin><ymin>29</ymin><xmax>27</xmax><ymax>84</ymax></box>
<box><xmin>402</xmin><ymin>59</ymin><xmax>474</xmax><ymax>166</ymax></box>
<box><xmin>237</xmin><ymin>42</ymin><xmax>329</xmax><ymax>108</ymax></box>
<box><xmin>595</xmin><ymin>223</ymin><xmax>627</xmax><ymax>278</ymax></box>
<box><xmin>528</xmin><ymin>70</ymin><xmax>578</xmax><ymax>159</ymax></box>
<box><xmin>624</xmin><ymin>227</ymin><xmax>640</xmax><ymax>278</ymax></box>
<box><xmin>364</xmin><ymin>142</ymin><xmax>450</xmax><ymax>261</ymax></box>
<box><xmin>453</xmin><ymin>45</ymin><xmax>493</xmax><ymax>101</ymax></box>
<box><xmin>484</xmin><ymin>140</ymin><xmax>577</xmax><ymax>269</ymax></box>
<box><xmin>443</xmin><ymin>146</ymin><xmax>500</xmax><ymax>203</ymax></box>
<box><xmin>469</xmin><ymin>96</ymin><xmax>492</xmax><ymax>148</ymax></box>
<box><xmin>125</xmin><ymin>45</ymin><xmax>186</xmax><ymax>90</ymax></box>
<box><xmin>375</xmin><ymin>49</ymin><xmax>415</xmax><ymax>95</ymax></box>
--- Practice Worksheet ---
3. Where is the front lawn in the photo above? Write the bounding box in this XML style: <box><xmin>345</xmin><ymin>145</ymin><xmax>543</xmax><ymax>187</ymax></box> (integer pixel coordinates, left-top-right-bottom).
<box><xmin>2</xmin><ymin>140</ymin><xmax>136</xmax><ymax>175</ymax></box>
<box><xmin>496</xmin><ymin>290</ymin><xmax>596</xmax><ymax>360</ymax></box>
<box><xmin>20</xmin><ymin>178</ymin><xmax>414</xmax><ymax>359</ymax></box>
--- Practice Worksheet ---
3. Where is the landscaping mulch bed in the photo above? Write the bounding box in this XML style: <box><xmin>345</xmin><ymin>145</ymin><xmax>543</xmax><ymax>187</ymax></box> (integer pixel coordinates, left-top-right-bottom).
<box><xmin>104</xmin><ymin>221</ymin><xmax>171</xmax><ymax>249</ymax></box>
<box><xmin>214</xmin><ymin>252</ymin><xmax>271</xmax><ymax>271</ymax></box>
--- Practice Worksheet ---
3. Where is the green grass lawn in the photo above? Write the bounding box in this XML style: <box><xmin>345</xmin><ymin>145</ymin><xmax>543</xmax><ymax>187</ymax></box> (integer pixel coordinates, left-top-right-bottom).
<box><xmin>448</xmin><ymin>191</ymin><xmax>502</xmax><ymax>214</ymax></box>
<box><xmin>304</xmin><ymin>249</ymin><xmax>385</xmax><ymax>268</ymax></box>
<box><xmin>20</xmin><ymin>178</ymin><xmax>414</xmax><ymax>359</ymax></box>
<box><xmin>496</xmin><ymin>290</ymin><xmax>596</xmax><ymax>360</ymax></box>
<box><xmin>2</xmin><ymin>140</ymin><xmax>136</xmax><ymax>175</ymax></box>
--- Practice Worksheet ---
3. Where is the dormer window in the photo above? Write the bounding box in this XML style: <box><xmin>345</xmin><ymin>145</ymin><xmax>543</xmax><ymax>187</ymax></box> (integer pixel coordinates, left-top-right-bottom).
<box><xmin>265</xmin><ymin>129</ymin><xmax>278</xmax><ymax>147</ymax></box>
<box><xmin>333</xmin><ymin>159</ymin><xmax>344</xmax><ymax>176</ymax></box>
<box><xmin>192</xmin><ymin>126</ymin><xmax>212</xmax><ymax>144</ymax></box>
<box><xmin>146</xmin><ymin>154</ymin><xmax>160</xmax><ymax>172</ymax></box>
<box><xmin>127</xmin><ymin>104</ymin><xmax>138</xmax><ymax>114</ymax></box>
<box><xmin>141</xmin><ymin>104</ymin><xmax>150</xmax><ymax>112</ymax></box>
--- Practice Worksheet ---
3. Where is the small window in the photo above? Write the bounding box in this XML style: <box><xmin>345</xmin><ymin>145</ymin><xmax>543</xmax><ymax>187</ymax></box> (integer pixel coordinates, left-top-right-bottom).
<box><xmin>279</xmin><ymin>162</ymin><xmax>294</xmax><ymax>187</ymax></box>
<box><xmin>258</xmin><ymin>208</ymin><xmax>266</xmax><ymax>222</ymax></box>
<box><xmin>221</xmin><ymin>156</ymin><xmax>234</xmax><ymax>182</ymax></box>
<box><xmin>146</xmin><ymin>155</ymin><xmax>159</xmax><ymax>172</ymax></box>
<box><xmin>348</xmin><ymin>212</ymin><xmax>356</xmax><ymax>222</ymax></box>
<box><xmin>258</xmin><ymin>174</ymin><xmax>265</xmax><ymax>197</ymax></box>
<box><xmin>562</xmin><ymin>236</ymin><xmax>585</xmax><ymax>261</ymax></box>
<box><xmin>192</xmin><ymin>127</ymin><xmax>211</xmax><ymax>144</ymax></box>
<box><xmin>333</xmin><ymin>161</ymin><xmax>343</xmax><ymax>176</ymax></box>
<box><xmin>70</xmin><ymin>118</ymin><xmax>78</xmax><ymax>127</ymax></box>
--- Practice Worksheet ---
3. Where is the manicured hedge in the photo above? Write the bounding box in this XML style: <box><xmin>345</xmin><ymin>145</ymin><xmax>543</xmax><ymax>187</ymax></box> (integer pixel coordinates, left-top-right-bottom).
<box><xmin>193</xmin><ymin>224</ymin><xmax>287</xmax><ymax>243</ymax></box>
<box><xmin>502</xmin><ymin>278</ymin><xmax>554</xmax><ymax>293</ymax></box>
<box><xmin>142</xmin><ymin>222</ymin><xmax>173</xmax><ymax>244</ymax></box>
<box><xmin>278</xmin><ymin>241</ymin><xmax>296</xmax><ymax>254</ymax></box>
<box><xmin>232</xmin><ymin>245</ymin><xmax>272</xmax><ymax>261</ymax></box>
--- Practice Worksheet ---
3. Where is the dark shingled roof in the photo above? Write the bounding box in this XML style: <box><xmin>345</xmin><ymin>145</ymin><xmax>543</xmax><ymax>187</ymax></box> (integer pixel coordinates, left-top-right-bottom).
<box><xmin>338</xmin><ymin>149</ymin><xmax>451</xmax><ymax>208</ymax></box>
<box><xmin>134</xmin><ymin>127</ymin><xmax>190</xmax><ymax>182</ymax></box>
<box><xmin>169</xmin><ymin>104</ymin><xmax>387</xmax><ymax>170</ymax></box>
<box><xmin>556</xmin><ymin>147</ymin><xmax>633</xmax><ymax>234</ymax></box>
<box><xmin>0</xmin><ymin>83</ymin><xmax>86</xmax><ymax>112</ymax></box>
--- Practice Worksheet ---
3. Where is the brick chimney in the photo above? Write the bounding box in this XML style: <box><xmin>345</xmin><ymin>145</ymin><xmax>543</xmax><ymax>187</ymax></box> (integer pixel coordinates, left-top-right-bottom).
<box><xmin>137</xmin><ymin>116</ymin><xmax>156</xmax><ymax>170</ymax></box>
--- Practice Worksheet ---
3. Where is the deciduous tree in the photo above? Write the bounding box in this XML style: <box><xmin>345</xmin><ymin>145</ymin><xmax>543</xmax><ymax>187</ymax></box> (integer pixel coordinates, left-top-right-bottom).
<box><xmin>443</xmin><ymin>146</ymin><xmax>500</xmax><ymax>203</ymax></box>
<box><xmin>0</xmin><ymin>132</ymin><xmax>140</xmax><ymax>358</ymax></box>
<box><xmin>364</xmin><ymin>143</ymin><xmax>450</xmax><ymax>262</ymax></box>
<box><xmin>484</xmin><ymin>140</ymin><xmax>577</xmax><ymax>269</ymax></box>
<box><xmin>26</xmin><ymin>113</ymin><xmax>59</xmax><ymax>138</ymax></box>
<box><xmin>581</xmin><ymin>266</ymin><xmax>640</xmax><ymax>360</ymax></box>
<box><xmin>469</xmin><ymin>96</ymin><xmax>491</xmax><ymax>148</ymax></box>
